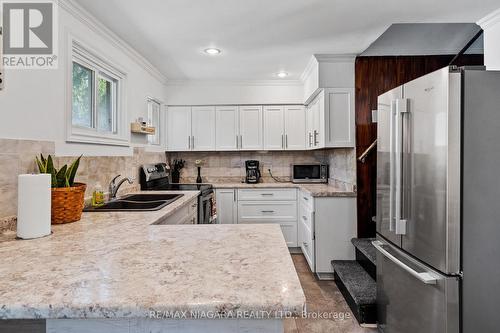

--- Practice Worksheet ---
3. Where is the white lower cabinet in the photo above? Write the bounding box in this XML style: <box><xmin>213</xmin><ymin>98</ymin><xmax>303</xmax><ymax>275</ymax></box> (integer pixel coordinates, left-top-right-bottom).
<box><xmin>237</xmin><ymin>189</ymin><xmax>298</xmax><ymax>247</ymax></box>
<box><xmin>298</xmin><ymin>189</ymin><xmax>357</xmax><ymax>276</ymax></box>
<box><xmin>216</xmin><ymin>187</ymin><xmax>356</xmax><ymax>258</ymax></box>
<box><xmin>215</xmin><ymin>189</ymin><xmax>237</xmax><ymax>224</ymax></box>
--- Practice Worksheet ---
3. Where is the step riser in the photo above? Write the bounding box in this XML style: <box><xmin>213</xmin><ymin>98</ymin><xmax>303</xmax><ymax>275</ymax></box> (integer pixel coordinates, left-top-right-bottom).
<box><xmin>356</xmin><ymin>248</ymin><xmax>376</xmax><ymax>281</ymax></box>
<box><xmin>334</xmin><ymin>271</ymin><xmax>377</xmax><ymax>325</ymax></box>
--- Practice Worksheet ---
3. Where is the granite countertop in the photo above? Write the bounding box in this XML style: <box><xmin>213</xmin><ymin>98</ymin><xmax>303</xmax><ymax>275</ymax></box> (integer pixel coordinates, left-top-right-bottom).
<box><xmin>211</xmin><ymin>181</ymin><xmax>356</xmax><ymax>197</ymax></box>
<box><xmin>0</xmin><ymin>191</ymin><xmax>305</xmax><ymax>319</ymax></box>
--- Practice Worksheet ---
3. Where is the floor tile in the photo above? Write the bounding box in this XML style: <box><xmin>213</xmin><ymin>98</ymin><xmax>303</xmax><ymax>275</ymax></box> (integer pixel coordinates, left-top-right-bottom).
<box><xmin>287</xmin><ymin>254</ymin><xmax>377</xmax><ymax>333</ymax></box>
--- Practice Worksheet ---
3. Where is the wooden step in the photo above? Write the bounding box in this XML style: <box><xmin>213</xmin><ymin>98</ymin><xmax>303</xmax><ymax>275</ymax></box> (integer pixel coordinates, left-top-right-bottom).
<box><xmin>331</xmin><ymin>260</ymin><xmax>377</xmax><ymax>325</ymax></box>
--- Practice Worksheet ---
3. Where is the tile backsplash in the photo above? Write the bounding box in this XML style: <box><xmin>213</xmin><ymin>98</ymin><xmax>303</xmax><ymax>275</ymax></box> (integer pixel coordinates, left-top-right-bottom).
<box><xmin>0</xmin><ymin>137</ymin><xmax>356</xmax><ymax>228</ymax></box>
<box><xmin>167</xmin><ymin>148</ymin><xmax>356</xmax><ymax>186</ymax></box>
<box><xmin>0</xmin><ymin>138</ymin><xmax>165</xmax><ymax>224</ymax></box>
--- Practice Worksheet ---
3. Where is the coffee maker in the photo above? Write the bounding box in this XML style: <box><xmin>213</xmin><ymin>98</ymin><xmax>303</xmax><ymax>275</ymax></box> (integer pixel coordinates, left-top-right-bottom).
<box><xmin>245</xmin><ymin>160</ymin><xmax>261</xmax><ymax>184</ymax></box>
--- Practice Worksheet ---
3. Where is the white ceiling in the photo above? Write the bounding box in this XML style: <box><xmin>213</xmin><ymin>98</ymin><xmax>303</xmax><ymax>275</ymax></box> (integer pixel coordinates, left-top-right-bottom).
<box><xmin>74</xmin><ymin>0</ymin><xmax>499</xmax><ymax>81</ymax></box>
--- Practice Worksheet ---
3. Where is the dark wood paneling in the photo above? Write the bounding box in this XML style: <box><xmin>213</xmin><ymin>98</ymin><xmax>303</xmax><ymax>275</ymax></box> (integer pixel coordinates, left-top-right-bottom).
<box><xmin>355</xmin><ymin>55</ymin><xmax>484</xmax><ymax>238</ymax></box>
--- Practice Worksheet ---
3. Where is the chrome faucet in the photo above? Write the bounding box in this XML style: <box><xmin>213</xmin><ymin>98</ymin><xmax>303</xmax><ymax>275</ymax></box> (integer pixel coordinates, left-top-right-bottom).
<box><xmin>109</xmin><ymin>175</ymin><xmax>134</xmax><ymax>200</ymax></box>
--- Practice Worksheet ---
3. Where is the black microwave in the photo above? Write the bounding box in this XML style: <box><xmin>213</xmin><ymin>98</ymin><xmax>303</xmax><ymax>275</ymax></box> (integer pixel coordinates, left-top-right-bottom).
<box><xmin>292</xmin><ymin>164</ymin><xmax>329</xmax><ymax>183</ymax></box>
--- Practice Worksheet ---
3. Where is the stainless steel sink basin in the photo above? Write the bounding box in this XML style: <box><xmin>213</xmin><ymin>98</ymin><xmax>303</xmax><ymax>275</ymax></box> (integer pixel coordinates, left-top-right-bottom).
<box><xmin>84</xmin><ymin>194</ymin><xmax>184</xmax><ymax>212</ymax></box>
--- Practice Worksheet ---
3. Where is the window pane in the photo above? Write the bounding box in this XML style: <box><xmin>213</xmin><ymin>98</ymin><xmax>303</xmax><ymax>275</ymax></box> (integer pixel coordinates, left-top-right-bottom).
<box><xmin>148</xmin><ymin>101</ymin><xmax>160</xmax><ymax>145</ymax></box>
<box><xmin>72</xmin><ymin>62</ymin><xmax>93</xmax><ymax>128</ymax></box>
<box><xmin>97</xmin><ymin>75</ymin><xmax>115</xmax><ymax>132</ymax></box>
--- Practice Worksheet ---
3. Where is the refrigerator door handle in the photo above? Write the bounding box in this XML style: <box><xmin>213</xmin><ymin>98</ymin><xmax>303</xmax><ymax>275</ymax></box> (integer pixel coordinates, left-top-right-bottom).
<box><xmin>389</xmin><ymin>101</ymin><xmax>396</xmax><ymax>232</ymax></box>
<box><xmin>372</xmin><ymin>240</ymin><xmax>439</xmax><ymax>284</ymax></box>
<box><xmin>394</xmin><ymin>99</ymin><xmax>409</xmax><ymax>235</ymax></box>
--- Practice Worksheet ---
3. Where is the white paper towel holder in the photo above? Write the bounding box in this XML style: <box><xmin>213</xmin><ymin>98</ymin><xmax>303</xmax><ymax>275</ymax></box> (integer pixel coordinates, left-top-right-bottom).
<box><xmin>17</xmin><ymin>174</ymin><xmax>52</xmax><ymax>240</ymax></box>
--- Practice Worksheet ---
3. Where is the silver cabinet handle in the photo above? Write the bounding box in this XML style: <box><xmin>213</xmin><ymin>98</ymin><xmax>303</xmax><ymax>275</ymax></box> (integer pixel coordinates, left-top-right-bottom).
<box><xmin>281</xmin><ymin>134</ymin><xmax>284</xmax><ymax>149</ymax></box>
<box><xmin>285</xmin><ymin>134</ymin><xmax>288</xmax><ymax>148</ymax></box>
<box><xmin>372</xmin><ymin>240</ymin><xmax>438</xmax><ymax>284</ymax></box>
<box><xmin>302</xmin><ymin>215</ymin><xmax>307</xmax><ymax>221</ymax></box>
<box><xmin>302</xmin><ymin>241</ymin><xmax>309</xmax><ymax>247</ymax></box>
<box><xmin>313</xmin><ymin>130</ymin><xmax>319</xmax><ymax>146</ymax></box>
<box><xmin>192</xmin><ymin>136</ymin><xmax>195</xmax><ymax>149</ymax></box>
<box><xmin>261</xmin><ymin>193</ymin><xmax>274</xmax><ymax>196</ymax></box>
<box><xmin>236</xmin><ymin>135</ymin><xmax>239</xmax><ymax>149</ymax></box>
<box><xmin>188</xmin><ymin>136</ymin><xmax>191</xmax><ymax>149</ymax></box>
<box><xmin>303</xmin><ymin>196</ymin><xmax>309</xmax><ymax>201</ymax></box>
<box><xmin>261</xmin><ymin>210</ymin><xmax>275</xmax><ymax>213</ymax></box>
<box><xmin>308</xmin><ymin>132</ymin><xmax>313</xmax><ymax>147</ymax></box>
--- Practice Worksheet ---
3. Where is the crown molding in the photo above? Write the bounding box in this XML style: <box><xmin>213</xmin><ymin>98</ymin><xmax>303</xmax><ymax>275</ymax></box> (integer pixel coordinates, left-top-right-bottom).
<box><xmin>300</xmin><ymin>56</ymin><xmax>318</xmax><ymax>82</ymax></box>
<box><xmin>300</xmin><ymin>54</ymin><xmax>357</xmax><ymax>82</ymax></box>
<box><xmin>165</xmin><ymin>79</ymin><xmax>303</xmax><ymax>87</ymax></box>
<box><xmin>314</xmin><ymin>54</ymin><xmax>357</xmax><ymax>63</ymax></box>
<box><xmin>478</xmin><ymin>7</ymin><xmax>500</xmax><ymax>30</ymax></box>
<box><xmin>58</xmin><ymin>0</ymin><xmax>167</xmax><ymax>84</ymax></box>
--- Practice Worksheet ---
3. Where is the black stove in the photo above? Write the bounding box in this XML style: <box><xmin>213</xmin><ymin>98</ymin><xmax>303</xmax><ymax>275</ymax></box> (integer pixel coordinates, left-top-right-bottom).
<box><xmin>139</xmin><ymin>163</ymin><xmax>215</xmax><ymax>224</ymax></box>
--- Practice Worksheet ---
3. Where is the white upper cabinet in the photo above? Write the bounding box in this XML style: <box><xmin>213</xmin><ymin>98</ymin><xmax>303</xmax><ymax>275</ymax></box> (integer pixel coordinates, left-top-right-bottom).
<box><xmin>215</xmin><ymin>106</ymin><xmax>239</xmax><ymax>150</ymax></box>
<box><xmin>324</xmin><ymin>88</ymin><xmax>355</xmax><ymax>147</ymax></box>
<box><xmin>302</xmin><ymin>55</ymin><xmax>355</xmax><ymax>104</ymax></box>
<box><xmin>263</xmin><ymin>106</ymin><xmax>285</xmax><ymax>150</ymax></box>
<box><xmin>167</xmin><ymin>106</ymin><xmax>191</xmax><ymax>151</ymax></box>
<box><xmin>191</xmin><ymin>106</ymin><xmax>216</xmax><ymax>151</ymax></box>
<box><xmin>305</xmin><ymin>89</ymin><xmax>355</xmax><ymax>149</ymax></box>
<box><xmin>239</xmin><ymin>106</ymin><xmax>263</xmax><ymax>150</ymax></box>
<box><xmin>284</xmin><ymin>106</ymin><xmax>306</xmax><ymax>150</ymax></box>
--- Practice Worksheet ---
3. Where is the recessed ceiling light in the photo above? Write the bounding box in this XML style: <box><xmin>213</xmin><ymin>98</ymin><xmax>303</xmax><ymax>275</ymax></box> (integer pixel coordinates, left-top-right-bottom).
<box><xmin>204</xmin><ymin>48</ymin><xmax>221</xmax><ymax>55</ymax></box>
<box><xmin>276</xmin><ymin>71</ymin><xmax>289</xmax><ymax>78</ymax></box>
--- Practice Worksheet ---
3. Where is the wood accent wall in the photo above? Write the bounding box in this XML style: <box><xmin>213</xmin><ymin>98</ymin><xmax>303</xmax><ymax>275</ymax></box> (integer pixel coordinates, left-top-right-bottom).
<box><xmin>355</xmin><ymin>55</ymin><xmax>484</xmax><ymax>238</ymax></box>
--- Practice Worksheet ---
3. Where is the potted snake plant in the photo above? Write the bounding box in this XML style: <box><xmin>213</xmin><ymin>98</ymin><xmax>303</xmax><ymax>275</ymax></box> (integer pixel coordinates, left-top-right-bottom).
<box><xmin>36</xmin><ymin>154</ymin><xmax>86</xmax><ymax>224</ymax></box>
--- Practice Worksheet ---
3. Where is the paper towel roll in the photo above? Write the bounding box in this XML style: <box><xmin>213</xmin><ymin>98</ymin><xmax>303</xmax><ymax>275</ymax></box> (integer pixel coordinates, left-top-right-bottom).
<box><xmin>17</xmin><ymin>174</ymin><xmax>51</xmax><ymax>239</ymax></box>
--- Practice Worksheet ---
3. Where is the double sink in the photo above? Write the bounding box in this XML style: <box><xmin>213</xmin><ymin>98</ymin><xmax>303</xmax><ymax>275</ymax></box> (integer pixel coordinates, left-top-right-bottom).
<box><xmin>84</xmin><ymin>193</ymin><xmax>184</xmax><ymax>212</ymax></box>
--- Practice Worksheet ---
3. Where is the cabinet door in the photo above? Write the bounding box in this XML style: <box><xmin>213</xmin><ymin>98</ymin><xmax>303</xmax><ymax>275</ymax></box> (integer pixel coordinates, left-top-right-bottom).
<box><xmin>280</xmin><ymin>222</ymin><xmax>298</xmax><ymax>247</ymax></box>
<box><xmin>305</xmin><ymin>104</ymin><xmax>314</xmax><ymax>149</ymax></box>
<box><xmin>191</xmin><ymin>106</ymin><xmax>216</xmax><ymax>151</ymax></box>
<box><xmin>216</xmin><ymin>189</ymin><xmax>237</xmax><ymax>224</ymax></box>
<box><xmin>239</xmin><ymin>106</ymin><xmax>263</xmax><ymax>150</ymax></box>
<box><xmin>312</xmin><ymin>96</ymin><xmax>323</xmax><ymax>148</ymax></box>
<box><xmin>167</xmin><ymin>106</ymin><xmax>191</xmax><ymax>151</ymax></box>
<box><xmin>284</xmin><ymin>106</ymin><xmax>306</xmax><ymax>150</ymax></box>
<box><xmin>215</xmin><ymin>106</ymin><xmax>239</xmax><ymax>150</ymax></box>
<box><xmin>324</xmin><ymin>88</ymin><xmax>355</xmax><ymax>147</ymax></box>
<box><xmin>263</xmin><ymin>106</ymin><xmax>284</xmax><ymax>150</ymax></box>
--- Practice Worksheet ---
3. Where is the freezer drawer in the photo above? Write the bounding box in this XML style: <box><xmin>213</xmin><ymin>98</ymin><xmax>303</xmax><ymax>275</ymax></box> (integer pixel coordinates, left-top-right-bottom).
<box><xmin>374</xmin><ymin>238</ymin><xmax>459</xmax><ymax>333</ymax></box>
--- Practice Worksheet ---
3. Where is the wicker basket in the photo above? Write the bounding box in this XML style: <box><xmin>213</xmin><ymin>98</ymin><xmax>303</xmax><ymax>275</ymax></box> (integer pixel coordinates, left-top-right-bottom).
<box><xmin>51</xmin><ymin>183</ymin><xmax>87</xmax><ymax>224</ymax></box>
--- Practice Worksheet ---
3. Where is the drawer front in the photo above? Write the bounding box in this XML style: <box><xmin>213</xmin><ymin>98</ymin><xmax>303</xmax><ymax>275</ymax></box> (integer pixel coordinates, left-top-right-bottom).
<box><xmin>238</xmin><ymin>201</ymin><xmax>297</xmax><ymax>222</ymax></box>
<box><xmin>299</xmin><ymin>190</ymin><xmax>314</xmax><ymax>210</ymax></box>
<box><xmin>238</xmin><ymin>188</ymin><xmax>297</xmax><ymax>201</ymax></box>
<box><xmin>299</xmin><ymin>202</ymin><xmax>314</xmax><ymax>231</ymax></box>
<box><xmin>299</xmin><ymin>218</ymin><xmax>315</xmax><ymax>271</ymax></box>
<box><xmin>153</xmin><ymin>204</ymin><xmax>189</xmax><ymax>225</ymax></box>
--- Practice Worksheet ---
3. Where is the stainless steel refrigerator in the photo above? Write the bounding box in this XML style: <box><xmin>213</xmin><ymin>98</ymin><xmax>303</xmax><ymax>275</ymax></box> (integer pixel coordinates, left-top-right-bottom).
<box><xmin>375</xmin><ymin>66</ymin><xmax>500</xmax><ymax>333</ymax></box>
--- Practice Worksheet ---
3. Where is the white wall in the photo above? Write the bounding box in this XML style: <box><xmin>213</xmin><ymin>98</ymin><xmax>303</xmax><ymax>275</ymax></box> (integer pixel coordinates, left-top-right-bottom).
<box><xmin>165</xmin><ymin>81</ymin><xmax>303</xmax><ymax>105</ymax></box>
<box><xmin>479</xmin><ymin>8</ymin><xmax>500</xmax><ymax>70</ymax></box>
<box><xmin>0</xmin><ymin>1</ymin><xmax>166</xmax><ymax>156</ymax></box>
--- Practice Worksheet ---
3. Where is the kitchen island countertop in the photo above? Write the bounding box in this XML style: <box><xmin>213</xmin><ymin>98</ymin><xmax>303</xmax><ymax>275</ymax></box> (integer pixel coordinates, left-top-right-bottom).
<box><xmin>0</xmin><ymin>190</ymin><xmax>305</xmax><ymax>320</ymax></box>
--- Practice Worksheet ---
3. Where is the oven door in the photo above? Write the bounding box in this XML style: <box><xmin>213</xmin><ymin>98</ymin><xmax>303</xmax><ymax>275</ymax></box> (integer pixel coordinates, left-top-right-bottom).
<box><xmin>199</xmin><ymin>191</ymin><xmax>215</xmax><ymax>224</ymax></box>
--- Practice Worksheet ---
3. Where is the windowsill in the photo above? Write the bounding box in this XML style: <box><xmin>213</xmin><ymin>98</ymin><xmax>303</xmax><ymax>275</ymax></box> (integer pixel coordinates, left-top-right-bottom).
<box><xmin>67</xmin><ymin>130</ymin><xmax>130</xmax><ymax>147</ymax></box>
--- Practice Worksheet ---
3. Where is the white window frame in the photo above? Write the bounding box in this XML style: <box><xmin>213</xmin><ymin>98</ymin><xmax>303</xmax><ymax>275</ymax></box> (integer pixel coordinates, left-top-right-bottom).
<box><xmin>66</xmin><ymin>38</ymin><xmax>128</xmax><ymax>146</ymax></box>
<box><xmin>147</xmin><ymin>97</ymin><xmax>162</xmax><ymax>146</ymax></box>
